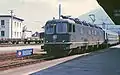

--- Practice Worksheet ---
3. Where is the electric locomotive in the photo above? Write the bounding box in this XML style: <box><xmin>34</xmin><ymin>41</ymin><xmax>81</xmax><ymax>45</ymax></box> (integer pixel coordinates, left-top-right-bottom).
<box><xmin>43</xmin><ymin>15</ymin><xmax>105</xmax><ymax>56</ymax></box>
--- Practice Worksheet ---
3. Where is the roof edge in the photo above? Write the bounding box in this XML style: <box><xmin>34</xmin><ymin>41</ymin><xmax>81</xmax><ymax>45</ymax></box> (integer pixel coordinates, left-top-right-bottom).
<box><xmin>0</xmin><ymin>15</ymin><xmax>24</xmax><ymax>21</ymax></box>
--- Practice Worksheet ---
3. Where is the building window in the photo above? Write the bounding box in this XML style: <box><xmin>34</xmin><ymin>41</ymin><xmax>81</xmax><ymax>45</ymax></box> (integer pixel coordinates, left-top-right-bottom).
<box><xmin>20</xmin><ymin>32</ymin><xmax>21</xmax><ymax>36</ymax></box>
<box><xmin>67</xmin><ymin>23</ymin><xmax>72</xmax><ymax>32</ymax></box>
<box><xmin>14</xmin><ymin>32</ymin><xmax>16</xmax><ymax>37</ymax></box>
<box><xmin>17</xmin><ymin>22</ymin><xmax>19</xmax><ymax>27</ymax></box>
<box><xmin>1</xmin><ymin>20</ymin><xmax>5</xmax><ymax>25</ymax></box>
<box><xmin>14</xmin><ymin>22</ymin><xmax>16</xmax><ymax>27</ymax></box>
<box><xmin>17</xmin><ymin>32</ymin><xmax>19</xmax><ymax>37</ymax></box>
<box><xmin>1</xmin><ymin>31</ymin><xmax>5</xmax><ymax>37</ymax></box>
<box><xmin>20</xmin><ymin>23</ymin><xmax>21</xmax><ymax>28</ymax></box>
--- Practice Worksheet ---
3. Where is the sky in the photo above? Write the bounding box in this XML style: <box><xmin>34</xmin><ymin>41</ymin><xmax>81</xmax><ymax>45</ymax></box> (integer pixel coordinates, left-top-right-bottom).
<box><xmin>0</xmin><ymin>0</ymin><xmax>100</xmax><ymax>33</ymax></box>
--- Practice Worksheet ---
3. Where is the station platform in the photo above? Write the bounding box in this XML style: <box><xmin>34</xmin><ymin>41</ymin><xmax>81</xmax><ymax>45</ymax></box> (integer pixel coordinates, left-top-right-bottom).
<box><xmin>0</xmin><ymin>53</ymin><xmax>88</xmax><ymax>75</ymax></box>
<box><xmin>31</xmin><ymin>45</ymin><xmax>120</xmax><ymax>75</ymax></box>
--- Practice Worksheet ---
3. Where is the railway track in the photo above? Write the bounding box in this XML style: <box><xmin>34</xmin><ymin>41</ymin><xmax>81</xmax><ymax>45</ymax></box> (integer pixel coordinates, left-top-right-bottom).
<box><xmin>0</xmin><ymin>52</ymin><xmax>54</xmax><ymax>71</ymax></box>
<box><xmin>0</xmin><ymin>43</ymin><xmax>43</xmax><ymax>47</ymax></box>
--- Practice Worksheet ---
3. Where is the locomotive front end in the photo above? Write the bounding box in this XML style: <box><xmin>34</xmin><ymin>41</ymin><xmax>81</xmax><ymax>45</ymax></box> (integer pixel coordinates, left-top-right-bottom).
<box><xmin>44</xmin><ymin>19</ymin><xmax>73</xmax><ymax>56</ymax></box>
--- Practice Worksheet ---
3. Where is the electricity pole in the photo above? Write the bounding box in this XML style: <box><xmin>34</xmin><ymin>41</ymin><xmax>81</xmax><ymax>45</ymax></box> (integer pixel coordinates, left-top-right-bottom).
<box><xmin>10</xmin><ymin>10</ymin><xmax>13</xmax><ymax>39</ymax></box>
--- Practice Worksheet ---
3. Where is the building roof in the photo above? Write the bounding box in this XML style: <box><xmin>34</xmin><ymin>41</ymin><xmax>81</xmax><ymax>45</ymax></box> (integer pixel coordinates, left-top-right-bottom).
<box><xmin>0</xmin><ymin>15</ymin><xmax>24</xmax><ymax>21</ymax></box>
<box><xmin>97</xmin><ymin>0</ymin><xmax>120</xmax><ymax>25</ymax></box>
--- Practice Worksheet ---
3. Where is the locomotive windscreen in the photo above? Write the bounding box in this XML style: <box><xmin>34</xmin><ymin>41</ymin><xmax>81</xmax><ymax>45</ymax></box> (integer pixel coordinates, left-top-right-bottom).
<box><xmin>45</xmin><ymin>23</ymin><xmax>55</xmax><ymax>34</ymax></box>
<box><xmin>56</xmin><ymin>23</ymin><xmax>67</xmax><ymax>33</ymax></box>
<box><xmin>45</xmin><ymin>21</ymin><xmax>72</xmax><ymax>34</ymax></box>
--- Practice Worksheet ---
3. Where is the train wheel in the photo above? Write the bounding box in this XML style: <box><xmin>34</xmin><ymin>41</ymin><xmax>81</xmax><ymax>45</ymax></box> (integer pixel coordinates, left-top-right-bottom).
<box><xmin>12</xmin><ymin>41</ymin><xmax>15</xmax><ymax>44</ymax></box>
<box><xmin>39</xmin><ymin>41</ymin><xmax>41</xmax><ymax>44</ymax></box>
<box><xmin>68</xmin><ymin>49</ymin><xmax>73</xmax><ymax>55</ymax></box>
<box><xmin>16</xmin><ymin>42</ymin><xmax>19</xmax><ymax>44</ymax></box>
<box><xmin>28</xmin><ymin>41</ymin><xmax>30</xmax><ymax>44</ymax></box>
<box><xmin>68</xmin><ymin>48</ymin><xmax>81</xmax><ymax>55</ymax></box>
<box><xmin>24</xmin><ymin>41</ymin><xmax>26</xmax><ymax>44</ymax></box>
<box><xmin>87</xmin><ymin>46</ymin><xmax>92</xmax><ymax>52</ymax></box>
<box><xmin>35</xmin><ymin>41</ymin><xmax>37</xmax><ymax>44</ymax></box>
<box><xmin>76</xmin><ymin>47</ymin><xmax>82</xmax><ymax>54</ymax></box>
<box><xmin>81</xmin><ymin>46</ymin><xmax>87</xmax><ymax>53</ymax></box>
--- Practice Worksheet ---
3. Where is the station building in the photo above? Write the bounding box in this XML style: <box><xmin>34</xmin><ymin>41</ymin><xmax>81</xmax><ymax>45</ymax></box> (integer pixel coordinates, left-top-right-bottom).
<box><xmin>0</xmin><ymin>15</ymin><xmax>24</xmax><ymax>39</ymax></box>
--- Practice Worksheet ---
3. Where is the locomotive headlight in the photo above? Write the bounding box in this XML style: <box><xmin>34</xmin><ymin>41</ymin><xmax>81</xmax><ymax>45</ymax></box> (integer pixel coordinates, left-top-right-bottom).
<box><xmin>46</xmin><ymin>41</ymin><xmax>49</xmax><ymax>43</ymax></box>
<box><xmin>53</xmin><ymin>35</ymin><xmax>57</xmax><ymax>40</ymax></box>
<box><xmin>65</xmin><ymin>46</ymin><xmax>69</xmax><ymax>50</ymax></box>
<box><xmin>62</xmin><ymin>40</ymin><xmax>65</xmax><ymax>43</ymax></box>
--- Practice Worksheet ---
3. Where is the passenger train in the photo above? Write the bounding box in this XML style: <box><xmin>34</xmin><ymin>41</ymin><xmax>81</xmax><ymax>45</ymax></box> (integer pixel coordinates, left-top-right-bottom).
<box><xmin>104</xmin><ymin>30</ymin><xmax>119</xmax><ymax>45</ymax></box>
<box><xmin>42</xmin><ymin>15</ymin><xmax>119</xmax><ymax>56</ymax></box>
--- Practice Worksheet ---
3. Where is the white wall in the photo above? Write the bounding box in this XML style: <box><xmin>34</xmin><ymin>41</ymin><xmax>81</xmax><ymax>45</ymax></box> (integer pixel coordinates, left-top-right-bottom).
<box><xmin>12</xmin><ymin>19</ymin><xmax>23</xmax><ymax>38</ymax></box>
<box><xmin>0</xmin><ymin>17</ymin><xmax>9</xmax><ymax>39</ymax></box>
<box><xmin>24</xmin><ymin>32</ymin><xmax>32</xmax><ymax>38</ymax></box>
<box><xmin>0</xmin><ymin>17</ymin><xmax>23</xmax><ymax>39</ymax></box>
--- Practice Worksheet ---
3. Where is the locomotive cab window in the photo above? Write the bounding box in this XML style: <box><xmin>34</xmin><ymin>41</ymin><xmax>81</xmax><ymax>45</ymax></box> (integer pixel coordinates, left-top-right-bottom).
<box><xmin>73</xmin><ymin>24</ymin><xmax>75</xmax><ymax>32</ymax></box>
<box><xmin>67</xmin><ymin>23</ymin><xmax>72</xmax><ymax>32</ymax></box>
<box><xmin>45</xmin><ymin>23</ymin><xmax>55</xmax><ymax>34</ymax></box>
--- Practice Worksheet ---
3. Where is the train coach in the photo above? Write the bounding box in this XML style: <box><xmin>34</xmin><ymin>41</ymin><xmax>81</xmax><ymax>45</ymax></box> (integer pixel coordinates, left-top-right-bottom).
<box><xmin>104</xmin><ymin>30</ymin><xmax>119</xmax><ymax>45</ymax></box>
<box><xmin>42</xmin><ymin>15</ymin><xmax>119</xmax><ymax>57</ymax></box>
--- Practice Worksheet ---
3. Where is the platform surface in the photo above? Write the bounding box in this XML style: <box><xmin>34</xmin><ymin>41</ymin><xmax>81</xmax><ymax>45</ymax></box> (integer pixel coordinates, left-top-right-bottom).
<box><xmin>31</xmin><ymin>45</ymin><xmax>120</xmax><ymax>75</ymax></box>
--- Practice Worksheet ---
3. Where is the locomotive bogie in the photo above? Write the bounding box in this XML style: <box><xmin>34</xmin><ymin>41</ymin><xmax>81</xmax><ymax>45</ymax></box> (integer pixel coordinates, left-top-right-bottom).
<box><xmin>44</xmin><ymin>44</ymin><xmax>71</xmax><ymax>56</ymax></box>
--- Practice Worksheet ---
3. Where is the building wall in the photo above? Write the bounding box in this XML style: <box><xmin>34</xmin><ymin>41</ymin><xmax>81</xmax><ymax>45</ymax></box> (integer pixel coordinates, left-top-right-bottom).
<box><xmin>12</xmin><ymin>19</ymin><xmax>23</xmax><ymax>38</ymax></box>
<box><xmin>0</xmin><ymin>17</ymin><xmax>10</xmax><ymax>39</ymax></box>
<box><xmin>24</xmin><ymin>32</ymin><xmax>32</xmax><ymax>38</ymax></box>
<box><xmin>0</xmin><ymin>17</ymin><xmax>23</xmax><ymax>39</ymax></box>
